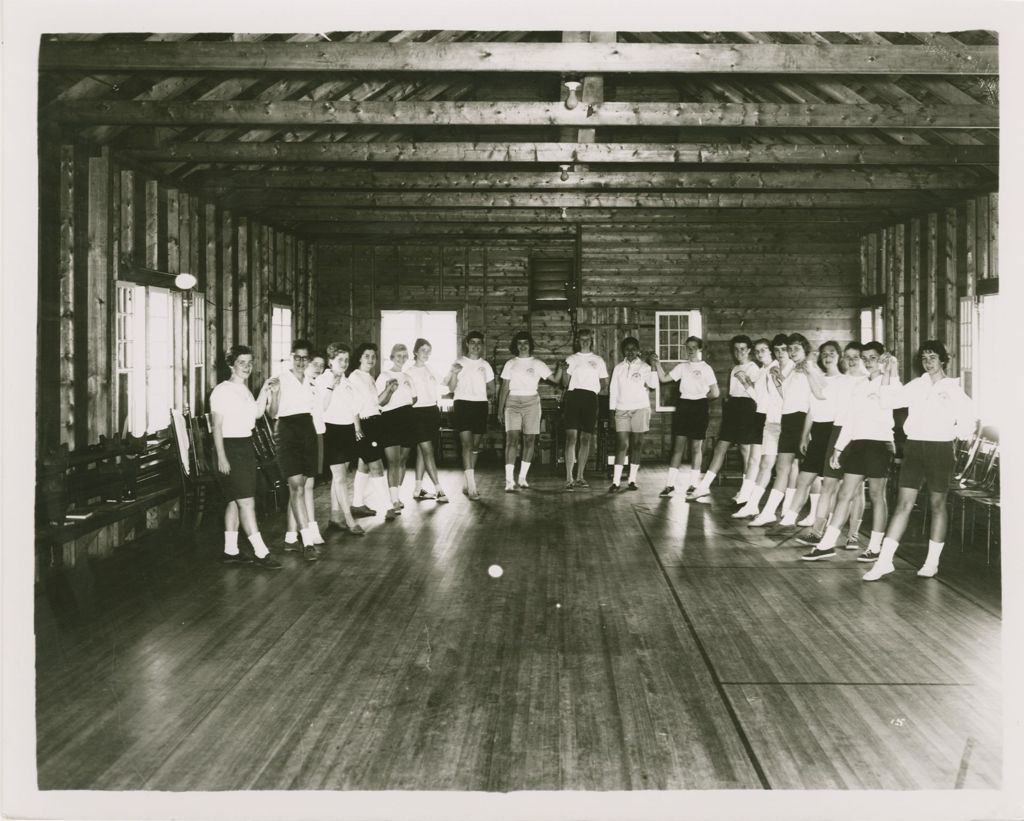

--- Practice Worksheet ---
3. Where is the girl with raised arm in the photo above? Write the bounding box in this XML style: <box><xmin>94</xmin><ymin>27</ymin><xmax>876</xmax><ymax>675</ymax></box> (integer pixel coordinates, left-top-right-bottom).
<box><xmin>444</xmin><ymin>331</ymin><xmax>494</xmax><ymax>501</ymax></box>
<box><xmin>408</xmin><ymin>338</ymin><xmax>448</xmax><ymax>503</ymax></box>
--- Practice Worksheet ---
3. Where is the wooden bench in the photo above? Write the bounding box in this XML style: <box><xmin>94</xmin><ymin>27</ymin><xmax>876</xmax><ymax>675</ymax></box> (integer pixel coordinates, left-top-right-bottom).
<box><xmin>35</xmin><ymin>433</ymin><xmax>180</xmax><ymax>569</ymax></box>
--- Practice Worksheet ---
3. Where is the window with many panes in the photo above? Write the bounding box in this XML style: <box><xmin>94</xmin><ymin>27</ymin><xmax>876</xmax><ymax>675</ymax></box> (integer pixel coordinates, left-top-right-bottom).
<box><xmin>959</xmin><ymin>296</ymin><xmax>975</xmax><ymax>398</ymax></box>
<box><xmin>380</xmin><ymin>310</ymin><xmax>459</xmax><ymax>407</ymax></box>
<box><xmin>115</xmin><ymin>282</ymin><xmax>206</xmax><ymax>436</ymax></box>
<box><xmin>654</xmin><ymin>310</ymin><xmax>703</xmax><ymax>412</ymax></box>
<box><xmin>859</xmin><ymin>306</ymin><xmax>884</xmax><ymax>345</ymax></box>
<box><xmin>271</xmin><ymin>304</ymin><xmax>293</xmax><ymax>377</ymax></box>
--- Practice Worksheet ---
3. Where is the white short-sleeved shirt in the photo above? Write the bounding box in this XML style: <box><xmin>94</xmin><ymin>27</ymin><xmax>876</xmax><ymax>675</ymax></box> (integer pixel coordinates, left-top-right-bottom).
<box><xmin>275</xmin><ymin>366</ymin><xmax>315</xmax><ymax>418</ymax></box>
<box><xmin>452</xmin><ymin>357</ymin><xmax>494</xmax><ymax>402</ymax></box>
<box><xmin>886</xmin><ymin>375</ymin><xmax>976</xmax><ymax>442</ymax></box>
<box><xmin>754</xmin><ymin>360</ymin><xmax>793</xmax><ymax>423</ymax></box>
<box><xmin>565</xmin><ymin>352</ymin><xmax>609</xmax><ymax>394</ymax></box>
<box><xmin>317</xmin><ymin>370</ymin><xmax>357</xmax><ymax>426</ymax></box>
<box><xmin>831</xmin><ymin>373</ymin><xmax>865</xmax><ymax>427</ymax></box>
<box><xmin>667</xmin><ymin>360</ymin><xmax>716</xmax><ymax>400</ymax></box>
<box><xmin>501</xmin><ymin>356</ymin><xmax>553</xmax><ymax>397</ymax></box>
<box><xmin>348</xmin><ymin>369</ymin><xmax>382</xmax><ymax>419</ymax></box>
<box><xmin>780</xmin><ymin>366</ymin><xmax>812</xmax><ymax>415</ymax></box>
<box><xmin>210</xmin><ymin>381</ymin><xmax>257</xmax><ymax>438</ymax></box>
<box><xmin>609</xmin><ymin>359</ymin><xmax>657</xmax><ymax>411</ymax></box>
<box><xmin>408</xmin><ymin>365</ymin><xmax>440</xmax><ymax>408</ymax></box>
<box><xmin>809</xmin><ymin>372</ymin><xmax>841</xmax><ymax>423</ymax></box>
<box><xmin>728</xmin><ymin>361</ymin><xmax>759</xmax><ymax>399</ymax></box>
<box><xmin>376</xmin><ymin>369</ymin><xmax>416</xmax><ymax>412</ymax></box>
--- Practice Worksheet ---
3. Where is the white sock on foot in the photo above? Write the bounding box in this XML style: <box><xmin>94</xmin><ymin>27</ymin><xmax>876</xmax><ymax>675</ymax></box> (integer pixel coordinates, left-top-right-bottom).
<box><xmin>224</xmin><ymin>531</ymin><xmax>239</xmax><ymax>553</ymax></box>
<box><xmin>519</xmin><ymin>462</ymin><xmax>531</xmax><ymax>483</ymax></box>
<box><xmin>867</xmin><ymin>530</ymin><xmax>884</xmax><ymax>553</ymax></box>
<box><xmin>629</xmin><ymin>464</ymin><xmax>640</xmax><ymax>483</ymax></box>
<box><xmin>761</xmin><ymin>489</ymin><xmax>785</xmax><ymax>518</ymax></box>
<box><xmin>464</xmin><ymin>469</ymin><xmax>476</xmax><ymax>492</ymax></box>
<box><xmin>248</xmin><ymin>532</ymin><xmax>269</xmax><ymax>559</ymax></box>
<box><xmin>353</xmin><ymin>471</ymin><xmax>368</xmax><ymax>507</ymax></box>
<box><xmin>284</xmin><ymin>531</ymin><xmax>298</xmax><ymax>544</ymax></box>
<box><xmin>613</xmin><ymin>465</ymin><xmax>624</xmax><ymax>485</ymax></box>
<box><xmin>505</xmin><ymin>464</ymin><xmax>515</xmax><ymax>483</ymax></box>
<box><xmin>783</xmin><ymin>488</ymin><xmax>795</xmax><ymax>513</ymax></box>
<box><xmin>666</xmin><ymin>467</ymin><xmax>679</xmax><ymax>488</ymax></box>
<box><xmin>818</xmin><ymin>526</ymin><xmax>841</xmax><ymax>550</ymax></box>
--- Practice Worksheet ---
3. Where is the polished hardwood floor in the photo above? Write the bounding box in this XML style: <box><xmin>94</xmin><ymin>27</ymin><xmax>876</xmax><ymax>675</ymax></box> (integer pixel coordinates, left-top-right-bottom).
<box><xmin>35</xmin><ymin>467</ymin><xmax>1002</xmax><ymax>790</ymax></box>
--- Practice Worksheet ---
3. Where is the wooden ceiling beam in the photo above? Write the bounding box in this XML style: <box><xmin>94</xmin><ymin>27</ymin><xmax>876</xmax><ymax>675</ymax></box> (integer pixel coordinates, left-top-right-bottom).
<box><xmin>127</xmin><ymin>141</ymin><xmax>999</xmax><ymax>165</ymax></box>
<box><xmin>52</xmin><ymin>100</ymin><xmax>998</xmax><ymax>129</ymax></box>
<box><xmin>39</xmin><ymin>41</ymin><xmax>998</xmax><ymax>75</ymax></box>
<box><xmin>215</xmin><ymin>190</ymin><xmax>941</xmax><ymax>208</ymax></box>
<box><xmin>196</xmin><ymin>167</ymin><xmax>986</xmax><ymax>191</ymax></box>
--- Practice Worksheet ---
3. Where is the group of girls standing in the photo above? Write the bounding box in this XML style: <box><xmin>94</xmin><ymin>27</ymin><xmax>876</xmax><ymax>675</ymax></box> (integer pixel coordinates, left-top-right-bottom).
<box><xmin>208</xmin><ymin>326</ymin><xmax>974</xmax><ymax>581</ymax></box>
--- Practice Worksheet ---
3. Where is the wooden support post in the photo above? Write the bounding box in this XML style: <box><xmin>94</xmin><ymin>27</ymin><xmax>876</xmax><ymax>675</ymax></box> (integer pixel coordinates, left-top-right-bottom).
<box><xmin>926</xmin><ymin>213</ymin><xmax>939</xmax><ymax>339</ymax></box>
<box><xmin>166</xmin><ymin>187</ymin><xmax>179</xmax><ymax>275</ymax></box>
<box><xmin>86</xmin><ymin>148</ymin><xmax>113</xmax><ymax>442</ymax></box>
<box><xmin>988</xmin><ymin>192</ymin><xmax>998</xmax><ymax>280</ymax></box>
<box><xmin>119</xmin><ymin>169</ymin><xmax>134</xmax><ymax>270</ymax></box>
<box><xmin>943</xmin><ymin>207</ymin><xmax>959</xmax><ymax>373</ymax></box>
<box><xmin>974</xmin><ymin>194</ymin><xmax>989</xmax><ymax>283</ymax></box>
<box><xmin>893</xmin><ymin>223</ymin><xmax>906</xmax><ymax>370</ymax></box>
<box><xmin>908</xmin><ymin>218</ymin><xmax>921</xmax><ymax>361</ymax></box>
<box><xmin>58</xmin><ymin>144</ymin><xmax>76</xmax><ymax>448</ymax></box>
<box><xmin>205</xmin><ymin>202</ymin><xmax>220</xmax><ymax>395</ymax></box>
<box><xmin>307</xmin><ymin>243</ymin><xmax>317</xmax><ymax>342</ymax></box>
<box><xmin>964</xmin><ymin>199</ymin><xmax>976</xmax><ymax>300</ymax></box>
<box><xmin>144</xmin><ymin>179</ymin><xmax>160</xmax><ymax>270</ymax></box>
<box><xmin>859</xmin><ymin>236</ymin><xmax>869</xmax><ymax>298</ymax></box>
<box><xmin>236</xmin><ymin>216</ymin><xmax>249</xmax><ymax>348</ymax></box>
<box><xmin>221</xmin><ymin>210</ymin><xmax>235</xmax><ymax>349</ymax></box>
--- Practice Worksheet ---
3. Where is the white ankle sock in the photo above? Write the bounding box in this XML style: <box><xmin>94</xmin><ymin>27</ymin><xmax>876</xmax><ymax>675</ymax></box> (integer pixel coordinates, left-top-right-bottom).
<box><xmin>519</xmin><ymin>461</ymin><xmax>531</xmax><ymax>482</ymax></box>
<box><xmin>284</xmin><ymin>531</ymin><xmax>298</xmax><ymax>544</ymax></box>
<box><xmin>505</xmin><ymin>464</ymin><xmax>515</xmax><ymax>483</ymax></box>
<box><xmin>924</xmin><ymin>539</ymin><xmax>945</xmax><ymax>567</ymax></box>
<box><xmin>748</xmin><ymin>485</ymin><xmax>767</xmax><ymax>510</ymax></box>
<box><xmin>248</xmin><ymin>532</ymin><xmax>269</xmax><ymax>559</ymax></box>
<box><xmin>698</xmin><ymin>470</ymin><xmax>717</xmax><ymax>491</ymax></box>
<box><xmin>464</xmin><ymin>469</ymin><xmax>476</xmax><ymax>491</ymax></box>
<box><xmin>735</xmin><ymin>479</ymin><xmax>752</xmax><ymax>503</ymax></box>
<box><xmin>389</xmin><ymin>486</ymin><xmax>400</xmax><ymax>503</ymax></box>
<box><xmin>807</xmin><ymin>492</ymin><xmax>819</xmax><ymax>520</ymax></box>
<box><xmin>629</xmin><ymin>464</ymin><xmax>640</xmax><ymax>483</ymax></box>
<box><xmin>224</xmin><ymin>531</ymin><xmax>239</xmax><ymax>553</ymax></box>
<box><xmin>353</xmin><ymin>471</ymin><xmax>368</xmax><ymax>506</ymax></box>
<box><xmin>819</xmin><ymin>525</ymin><xmax>841</xmax><ymax>550</ymax></box>
<box><xmin>299</xmin><ymin>526</ymin><xmax>315</xmax><ymax>547</ymax></box>
<box><xmin>372</xmin><ymin>477</ymin><xmax>390</xmax><ymax>513</ymax></box>
<box><xmin>783</xmin><ymin>488</ymin><xmax>795</xmax><ymax>512</ymax></box>
<box><xmin>761</xmin><ymin>489</ymin><xmax>785</xmax><ymax>518</ymax></box>
<box><xmin>878</xmin><ymin>536</ymin><xmax>900</xmax><ymax>566</ymax></box>
<box><xmin>867</xmin><ymin>530</ymin><xmax>884</xmax><ymax>552</ymax></box>
<box><xmin>666</xmin><ymin>467</ymin><xmax>679</xmax><ymax>487</ymax></box>
<box><xmin>613</xmin><ymin>465</ymin><xmax>624</xmax><ymax>485</ymax></box>
<box><xmin>779</xmin><ymin>510</ymin><xmax>798</xmax><ymax>526</ymax></box>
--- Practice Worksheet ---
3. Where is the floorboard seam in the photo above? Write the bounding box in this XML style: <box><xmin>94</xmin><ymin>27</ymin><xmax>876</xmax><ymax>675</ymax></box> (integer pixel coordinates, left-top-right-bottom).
<box><xmin>632</xmin><ymin>508</ymin><xmax>773</xmax><ymax>791</ymax></box>
<box><xmin>719</xmin><ymin>681</ymin><xmax>978</xmax><ymax>687</ymax></box>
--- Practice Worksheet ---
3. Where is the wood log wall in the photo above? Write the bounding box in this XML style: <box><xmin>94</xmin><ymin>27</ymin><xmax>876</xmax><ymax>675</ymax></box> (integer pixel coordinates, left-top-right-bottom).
<box><xmin>37</xmin><ymin>142</ymin><xmax>314</xmax><ymax>455</ymax></box>
<box><xmin>316</xmin><ymin>220</ymin><xmax>862</xmax><ymax>457</ymax></box>
<box><xmin>858</xmin><ymin>193</ymin><xmax>998</xmax><ymax>380</ymax></box>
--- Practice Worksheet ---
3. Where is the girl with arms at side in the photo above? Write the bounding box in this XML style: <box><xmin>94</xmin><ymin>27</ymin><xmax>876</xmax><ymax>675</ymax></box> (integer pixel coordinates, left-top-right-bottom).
<box><xmin>443</xmin><ymin>331</ymin><xmax>495</xmax><ymax>501</ymax></box>
<box><xmin>556</xmin><ymin>327</ymin><xmax>609</xmax><ymax>490</ymax></box>
<box><xmin>408</xmin><ymin>338</ymin><xmax>449</xmax><ymax>503</ymax></box>
<box><xmin>607</xmin><ymin>337</ymin><xmax>658</xmax><ymax>492</ymax></box>
<box><xmin>497</xmin><ymin>331</ymin><xmax>557</xmax><ymax>492</ymax></box>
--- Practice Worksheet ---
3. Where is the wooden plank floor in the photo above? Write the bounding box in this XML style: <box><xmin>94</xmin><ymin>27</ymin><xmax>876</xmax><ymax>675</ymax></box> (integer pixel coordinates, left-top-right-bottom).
<box><xmin>34</xmin><ymin>467</ymin><xmax>1001</xmax><ymax>791</ymax></box>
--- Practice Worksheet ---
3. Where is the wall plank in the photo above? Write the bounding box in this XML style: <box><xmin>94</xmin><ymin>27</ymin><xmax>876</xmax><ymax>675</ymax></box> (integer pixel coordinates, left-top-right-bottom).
<box><xmin>86</xmin><ymin>150</ymin><xmax>113</xmax><ymax>442</ymax></box>
<box><xmin>58</xmin><ymin>145</ymin><xmax>77</xmax><ymax>448</ymax></box>
<box><xmin>908</xmin><ymin>218</ymin><xmax>921</xmax><ymax>365</ymax></box>
<box><xmin>925</xmin><ymin>213</ymin><xmax>939</xmax><ymax>340</ymax></box>
<box><xmin>943</xmin><ymin>207</ymin><xmax>959</xmax><ymax>375</ymax></box>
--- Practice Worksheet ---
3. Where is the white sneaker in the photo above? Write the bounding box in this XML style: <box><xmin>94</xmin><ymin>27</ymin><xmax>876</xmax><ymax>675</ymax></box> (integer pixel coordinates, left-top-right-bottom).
<box><xmin>733</xmin><ymin>490</ymin><xmax>750</xmax><ymax>504</ymax></box>
<box><xmin>797</xmin><ymin>513</ymin><xmax>816</xmax><ymax>527</ymax></box>
<box><xmin>748</xmin><ymin>511</ymin><xmax>777</xmax><ymax>527</ymax></box>
<box><xmin>504</xmin><ymin>481</ymin><xmax>516</xmax><ymax>493</ymax></box>
<box><xmin>863</xmin><ymin>561</ymin><xmax>895</xmax><ymax>581</ymax></box>
<box><xmin>517</xmin><ymin>478</ymin><xmax>530</xmax><ymax>489</ymax></box>
<box><xmin>917</xmin><ymin>563</ymin><xmax>939</xmax><ymax>578</ymax></box>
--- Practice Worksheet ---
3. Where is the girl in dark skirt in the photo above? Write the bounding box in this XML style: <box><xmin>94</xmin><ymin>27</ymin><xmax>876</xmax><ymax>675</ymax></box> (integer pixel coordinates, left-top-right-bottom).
<box><xmin>210</xmin><ymin>345</ymin><xmax>282</xmax><ymax>569</ymax></box>
<box><xmin>776</xmin><ymin>340</ymin><xmax>842</xmax><ymax>527</ymax></box>
<box><xmin>556</xmin><ymin>327</ymin><xmax>609</xmax><ymax>490</ymax></box>
<box><xmin>377</xmin><ymin>344</ymin><xmax>418</xmax><ymax>511</ymax></box>
<box><xmin>348</xmin><ymin>343</ymin><xmax>398</xmax><ymax>523</ymax></box>
<box><xmin>408</xmin><ymin>338</ymin><xmax>449</xmax><ymax>503</ymax></box>
<box><xmin>318</xmin><ymin>342</ymin><xmax>364</xmax><ymax>536</ymax></box>
<box><xmin>653</xmin><ymin>336</ymin><xmax>720</xmax><ymax>496</ymax></box>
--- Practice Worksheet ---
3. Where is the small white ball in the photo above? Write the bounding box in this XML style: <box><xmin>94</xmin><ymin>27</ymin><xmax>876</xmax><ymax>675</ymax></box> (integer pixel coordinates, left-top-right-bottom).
<box><xmin>555</xmin><ymin>603</ymin><xmax>561</xmax><ymax>609</ymax></box>
<box><xmin>487</xmin><ymin>564</ymin><xmax>503</xmax><ymax>578</ymax></box>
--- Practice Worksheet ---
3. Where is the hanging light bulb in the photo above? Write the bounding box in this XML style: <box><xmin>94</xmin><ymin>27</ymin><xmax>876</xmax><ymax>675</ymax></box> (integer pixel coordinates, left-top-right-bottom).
<box><xmin>559</xmin><ymin>164</ymin><xmax>571</xmax><ymax>182</ymax></box>
<box><xmin>563</xmin><ymin>80</ymin><xmax>582</xmax><ymax>110</ymax></box>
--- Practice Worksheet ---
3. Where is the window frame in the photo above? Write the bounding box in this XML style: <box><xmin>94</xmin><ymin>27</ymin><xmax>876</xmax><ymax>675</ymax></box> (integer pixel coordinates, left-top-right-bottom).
<box><xmin>654</xmin><ymin>309</ymin><xmax>704</xmax><ymax>412</ymax></box>
<box><xmin>270</xmin><ymin>302</ymin><xmax>294</xmax><ymax>378</ymax></box>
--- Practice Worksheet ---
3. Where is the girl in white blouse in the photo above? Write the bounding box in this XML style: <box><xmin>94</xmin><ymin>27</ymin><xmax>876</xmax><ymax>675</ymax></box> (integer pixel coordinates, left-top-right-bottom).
<box><xmin>497</xmin><ymin>331</ymin><xmax>557</xmax><ymax>492</ymax></box>
<box><xmin>284</xmin><ymin>353</ymin><xmax>326</xmax><ymax>547</ymax></box>
<box><xmin>348</xmin><ymin>343</ymin><xmax>398</xmax><ymax>523</ymax></box>
<box><xmin>210</xmin><ymin>345</ymin><xmax>280</xmax><ymax>569</ymax></box>
<box><xmin>555</xmin><ymin>327</ymin><xmax>609</xmax><ymax>490</ymax></box>
<box><xmin>408</xmin><ymin>338</ymin><xmax>448</xmax><ymax>503</ymax></box>
<box><xmin>318</xmin><ymin>342</ymin><xmax>364</xmax><ymax>536</ymax></box>
<box><xmin>376</xmin><ymin>344</ymin><xmax>418</xmax><ymax>512</ymax></box>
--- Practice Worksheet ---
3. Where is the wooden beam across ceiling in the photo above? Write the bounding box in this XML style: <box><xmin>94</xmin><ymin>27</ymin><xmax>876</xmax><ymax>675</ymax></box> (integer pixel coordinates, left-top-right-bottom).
<box><xmin>126</xmin><ymin>141</ymin><xmax>999</xmax><ymax>165</ymax></box>
<box><xmin>213</xmin><ymin>190</ymin><xmax>942</xmax><ymax>208</ymax></box>
<box><xmin>196</xmin><ymin>167</ymin><xmax>987</xmax><ymax>190</ymax></box>
<box><xmin>51</xmin><ymin>100</ymin><xmax>999</xmax><ymax>129</ymax></box>
<box><xmin>39</xmin><ymin>41</ymin><xmax>998</xmax><ymax>75</ymax></box>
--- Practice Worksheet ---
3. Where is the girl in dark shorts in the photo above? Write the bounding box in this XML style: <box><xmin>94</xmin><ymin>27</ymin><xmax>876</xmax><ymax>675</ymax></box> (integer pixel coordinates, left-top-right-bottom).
<box><xmin>408</xmin><ymin>338</ymin><xmax>449</xmax><ymax>503</ymax></box>
<box><xmin>863</xmin><ymin>341</ymin><xmax>975</xmax><ymax>581</ymax></box>
<box><xmin>443</xmin><ymin>331</ymin><xmax>495</xmax><ymax>501</ymax></box>
<box><xmin>210</xmin><ymin>345</ymin><xmax>281</xmax><ymax>570</ymax></box>
<box><xmin>285</xmin><ymin>353</ymin><xmax>327</xmax><ymax>547</ymax></box>
<box><xmin>348</xmin><ymin>343</ymin><xmax>398</xmax><ymax>523</ymax></box>
<box><xmin>555</xmin><ymin>327</ymin><xmax>609</xmax><ymax>490</ymax></box>
<box><xmin>750</xmin><ymin>333</ymin><xmax>813</xmax><ymax>526</ymax></box>
<box><xmin>652</xmin><ymin>336</ymin><xmax>720</xmax><ymax>496</ymax></box>
<box><xmin>688</xmin><ymin>335</ymin><xmax>760</xmax><ymax>502</ymax></box>
<box><xmin>776</xmin><ymin>340</ymin><xmax>842</xmax><ymax>527</ymax></box>
<box><xmin>377</xmin><ymin>344</ymin><xmax>418</xmax><ymax>511</ymax></box>
<box><xmin>801</xmin><ymin>341</ymin><xmax>899</xmax><ymax>562</ymax></box>
<box><xmin>318</xmin><ymin>342</ymin><xmax>364</xmax><ymax>536</ymax></box>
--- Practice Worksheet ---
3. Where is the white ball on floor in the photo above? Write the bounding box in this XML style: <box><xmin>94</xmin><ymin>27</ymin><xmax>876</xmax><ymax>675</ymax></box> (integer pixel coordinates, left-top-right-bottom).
<box><xmin>488</xmin><ymin>564</ymin><xmax>503</xmax><ymax>578</ymax></box>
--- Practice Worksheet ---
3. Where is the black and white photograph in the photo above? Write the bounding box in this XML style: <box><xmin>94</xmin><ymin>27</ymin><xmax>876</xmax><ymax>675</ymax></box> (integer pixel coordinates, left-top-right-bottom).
<box><xmin>3</xmin><ymin>1</ymin><xmax>1022</xmax><ymax>819</ymax></box>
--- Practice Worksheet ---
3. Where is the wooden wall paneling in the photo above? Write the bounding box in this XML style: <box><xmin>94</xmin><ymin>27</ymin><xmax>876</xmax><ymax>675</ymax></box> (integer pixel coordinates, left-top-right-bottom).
<box><xmin>963</xmin><ymin>199</ymin><xmax>976</xmax><ymax>300</ymax></box>
<box><xmin>189</xmin><ymin>194</ymin><xmax>202</xmax><ymax>284</ymax></box>
<box><xmin>974</xmin><ymin>194</ymin><xmax>989</xmax><ymax>283</ymax></box>
<box><xmin>926</xmin><ymin>213</ymin><xmax>939</xmax><ymax>340</ymax></box>
<box><xmin>881</xmin><ymin>227</ymin><xmax>894</xmax><ymax>349</ymax></box>
<box><xmin>119</xmin><ymin>169</ymin><xmax>134</xmax><ymax>271</ymax></box>
<box><xmin>86</xmin><ymin>148</ymin><xmax>113</xmax><ymax>443</ymax></box>
<box><xmin>859</xmin><ymin>236</ymin><xmax>869</xmax><ymax>298</ymax></box>
<box><xmin>308</xmin><ymin>244</ymin><xmax>318</xmax><ymax>344</ymax></box>
<box><xmin>221</xmin><ymin>211</ymin><xmax>236</xmax><ymax>349</ymax></box>
<box><xmin>236</xmin><ymin>216</ymin><xmax>249</xmax><ymax>348</ymax></box>
<box><xmin>72</xmin><ymin>144</ymin><xmax>90</xmax><ymax>449</ymax></box>
<box><xmin>178</xmin><ymin>190</ymin><xmax>191</xmax><ymax>280</ymax></box>
<box><xmin>58</xmin><ymin>144</ymin><xmax>76</xmax><ymax>448</ymax></box>
<box><xmin>893</xmin><ymin>223</ymin><xmax>906</xmax><ymax>370</ymax></box>
<box><xmin>144</xmin><ymin>180</ymin><xmax>160</xmax><ymax>270</ymax></box>
<box><xmin>908</xmin><ymin>218</ymin><xmax>921</xmax><ymax>362</ymax></box>
<box><xmin>250</xmin><ymin>222</ymin><xmax>265</xmax><ymax>384</ymax></box>
<box><xmin>988</xmin><ymin>193</ymin><xmax>998</xmax><ymax>280</ymax></box>
<box><xmin>166</xmin><ymin>187</ymin><xmax>180</xmax><ymax>275</ymax></box>
<box><xmin>943</xmin><ymin>207</ymin><xmax>959</xmax><ymax>374</ymax></box>
<box><xmin>37</xmin><ymin>139</ymin><xmax>61</xmax><ymax>455</ymax></box>
<box><xmin>204</xmin><ymin>202</ymin><xmax>220</xmax><ymax>394</ymax></box>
